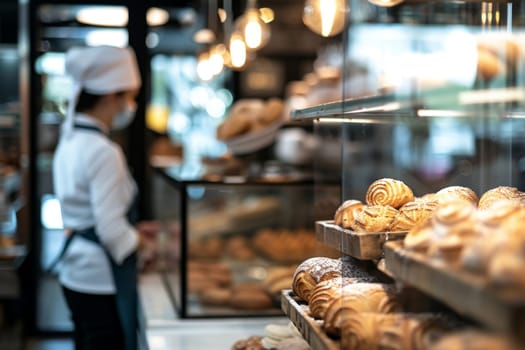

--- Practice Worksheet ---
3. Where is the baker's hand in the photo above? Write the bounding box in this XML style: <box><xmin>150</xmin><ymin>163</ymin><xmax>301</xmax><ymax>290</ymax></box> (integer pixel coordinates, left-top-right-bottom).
<box><xmin>136</xmin><ymin>221</ymin><xmax>161</xmax><ymax>271</ymax></box>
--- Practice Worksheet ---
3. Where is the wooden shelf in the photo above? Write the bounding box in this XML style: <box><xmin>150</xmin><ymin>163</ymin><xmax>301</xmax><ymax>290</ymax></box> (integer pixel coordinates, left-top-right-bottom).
<box><xmin>315</xmin><ymin>220</ymin><xmax>407</xmax><ymax>260</ymax></box>
<box><xmin>280</xmin><ymin>290</ymin><xmax>339</xmax><ymax>350</ymax></box>
<box><xmin>384</xmin><ymin>240</ymin><xmax>525</xmax><ymax>341</ymax></box>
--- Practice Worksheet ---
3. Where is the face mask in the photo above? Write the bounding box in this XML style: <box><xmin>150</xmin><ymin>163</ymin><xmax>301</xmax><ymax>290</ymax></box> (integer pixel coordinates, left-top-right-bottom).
<box><xmin>112</xmin><ymin>101</ymin><xmax>137</xmax><ymax>130</ymax></box>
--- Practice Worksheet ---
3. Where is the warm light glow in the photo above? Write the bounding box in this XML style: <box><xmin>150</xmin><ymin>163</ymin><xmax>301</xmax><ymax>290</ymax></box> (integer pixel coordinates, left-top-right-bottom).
<box><xmin>147</xmin><ymin>7</ymin><xmax>169</xmax><ymax>27</ymax></box>
<box><xmin>193</xmin><ymin>28</ymin><xmax>216</xmax><ymax>44</ymax></box>
<box><xmin>196</xmin><ymin>52</ymin><xmax>214</xmax><ymax>81</ymax></box>
<box><xmin>146</xmin><ymin>104</ymin><xmax>170</xmax><ymax>133</ymax></box>
<box><xmin>229</xmin><ymin>31</ymin><xmax>247</xmax><ymax>69</ymax></box>
<box><xmin>367</xmin><ymin>0</ymin><xmax>405</xmax><ymax>7</ymax></box>
<box><xmin>76</xmin><ymin>6</ymin><xmax>128</xmax><ymax>27</ymax></box>
<box><xmin>85</xmin><ymin>29</ymin><xmax>128</xmax><ymax>47</ymax></box>
<box><xmin>209</xmin><ymin>44</ymin><xmax>226</xmax><ymax>75</ymax></box>
<box><xmin>259</xmin><ymin>8</ymin><xmax>275</xmax><ymax>23</ymax></box>
<box><xmin>303</xmin><ymin>0</ymin><xmax>347</xmax><ymax>37</ymax></box>
<box><xmin>236</xmin><ymin>8</ymin><xmax>270</xmax><ymax>50</ymax></box>
<box><xmin>218</xmin><ymin>8</ymin><xmax>227</xmax><ymax>23</ymax></box>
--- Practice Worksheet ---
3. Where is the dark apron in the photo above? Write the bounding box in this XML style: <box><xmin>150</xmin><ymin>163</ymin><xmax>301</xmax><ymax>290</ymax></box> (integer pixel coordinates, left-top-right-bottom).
<box><xmin>49</xmin><ymin>123</ymin><xmax>138</xmax><ymax>350</ymax></box>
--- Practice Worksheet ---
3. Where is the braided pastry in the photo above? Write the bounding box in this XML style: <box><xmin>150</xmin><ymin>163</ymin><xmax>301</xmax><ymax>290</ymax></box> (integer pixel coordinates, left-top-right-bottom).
<box><xmin>365</xmin><ymin>178</ymin><xmax>414</xmax><ymax>209</ymax></box>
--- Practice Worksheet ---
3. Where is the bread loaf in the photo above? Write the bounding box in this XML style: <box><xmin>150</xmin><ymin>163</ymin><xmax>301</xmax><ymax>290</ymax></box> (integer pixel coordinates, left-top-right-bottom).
<box><xmin>322</xmin><ymin>283</ymin><xmax>399</xmax><ymax>337</ymax></box>
<box><xmin>365</xmin><ymin>178</ymin><xmax>414</xmax><ymax>209</ymax></box>
<box><xmin>352</xmin><ymin>205</ymin><xmax>399</xmax><ymax>232</ymax></box>
<box><xmin>292</xmin><ymin>257</ymin><xmax>342</xmax><ymax>302</ymax></box>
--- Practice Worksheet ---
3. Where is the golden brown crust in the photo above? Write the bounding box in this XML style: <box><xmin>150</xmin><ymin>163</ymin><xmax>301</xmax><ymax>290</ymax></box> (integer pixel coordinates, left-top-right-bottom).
<box><xmin>431</xmin><ymin>200</ymin><xmax>477</xmax><ymax>238</ymax></box>
<box><xmin>199</xmin><ymin>287</ymin><xmax>232</xmax><ymax>306</ymax></box>
<box><xmin>258</xmin><ymin>98</ymin><xmax>284</xmax><ymax>124</ymax></box>
<box><xmin>365</xmin><ymin>178</ymin><xmax>414</xmax><ymax>209</ymax></box>
<box><xmin>229</xmin><ymin>286</ymin><xmax>273</xmax><ymax>310</ymax></box>
<box><xmin>322</xmin><ymin>283</ymin><xmax>398</xmax><ymax>337</ymax></box>
<box><xmin>404</xmin><ymin>219</ymin><xmax>434</xmax><ymax>252</ymax></box>
<box><xmin>352</xmin><ymin>205</ymin><xmax>399</xmax><ymax>232</ymax></box>
<box><xmin>434</xmin><ymin>186</ymin><xmax>478</xmax><ymax>206</ymax></box>
<box><xmin>478</xmin><ymin>186</ymin><xmax>521</xmax><ymax>210</ymax></box>
<box><xmin>390</xmin><ymin>201</ymin><xmax>438</xmax><ymax>231</ymax></box>
<box><xmin>429</xmin><ymin>330</ymin><xmax>519</xmax><ymax>350</ymax></box>
<box><xmin>334</xmin><ymin>199</ymin><xmax>364</xmax><ymax>228</ymax></box>
<box><xmin>292</xmin><ymin>257</ymin><xmax>342</xmax><ymax>302</ymax></box>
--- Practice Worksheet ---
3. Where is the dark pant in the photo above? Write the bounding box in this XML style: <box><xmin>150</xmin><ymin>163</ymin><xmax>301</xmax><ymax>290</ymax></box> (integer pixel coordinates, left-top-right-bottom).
<box><xmin>62</xmin><ymin>286</ymin><xmax>124</xmax><ymax>350</ymax></box>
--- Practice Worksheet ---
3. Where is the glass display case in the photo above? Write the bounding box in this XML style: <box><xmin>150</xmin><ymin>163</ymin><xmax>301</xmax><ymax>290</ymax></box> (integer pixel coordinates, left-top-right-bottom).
<box><xmin>283</xmin><ymin>1</ymin><xmax>525</xmax><ymax>349</ymax></box>
<box><xmin>151</xmin><ymin>162</ymin><xmax>339</xmax><ymax>318</ymax></box>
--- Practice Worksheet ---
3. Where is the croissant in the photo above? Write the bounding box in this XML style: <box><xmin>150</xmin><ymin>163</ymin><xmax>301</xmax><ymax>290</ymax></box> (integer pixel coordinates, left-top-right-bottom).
<box><xmin>334</xmin><ymin>199</ymin><xmax>364</xmax><ymax>228</ymax></box>
<box><xmin>390</xmin><ymin>201</ymin><xmax>438</xmax><ymax>231</ymax></box>
<box><xmin>322</xmin><ymin>283</ymin><xmax>399</xmax><ymax>337</ymax></box>
<box><xmin>434</xmin><ymin>186</ymin><xmax>478</xmax><ymax>206</ymax></box>
<box><xmin>478</xmin><ymin>186</ymin><xmax>521</xmax><ymax>210</ymax></box>
<box><xmin>365</xmin><ymin>178</ymin><xmax>414</xmax><ymax>209</ymax></box>
<box><xmin>353</xmin><ymin>205</ymin><xmax>399</xmax><ymax>232</ymax></box>
<box><xmin>341</xmin><ymin>313</ymin><xmax>448</xmax><ymax>350</ymax></box>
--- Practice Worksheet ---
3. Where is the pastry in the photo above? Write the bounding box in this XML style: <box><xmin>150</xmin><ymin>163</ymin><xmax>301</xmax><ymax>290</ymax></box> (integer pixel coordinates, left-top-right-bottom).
<box><xmin>390</xmin><ymin>200</ymin><xmax>438</xmax><ymax>231</ymax></box>
<box><xmin>365</xmin><ymin>178</ymin><xmax>414</xmax><ymax>209</ymax></box>
<box><xmin>431</xmin><ymin>200</ymin><xmax>477</xmax><ymax>238</ymax></box>
<box><xmin>434</xmin><ymin>186</ymin><xmax>478</xmax><ymax>206</ymax></box>
<box><xmin>352</xmin><ymin>205</ymin><xmax>399</xmax><ymax>232</ymax></box>
<box><xmin>404</xmin><ymin>219</ymin><xmax>434</xmax><ymax>252</ymax></box>
<box><xmin>309</xmin><ymin>277</ymin><xmax>379</xmax><ymax>319</ymax></box>
<box><xmin>428</xmin><ymin>329</ymin><xmax>519</xmax><ymax>350</ymax></box>
<box><xmin>292</xmin><ymin>257</ymin><xmax>342</xmax><ymax>302</ymax></box>
<box><xmin>322</xmin><ymin>283</ymin><xmax>399</xmax><ymax>337</ymax></box>
<box><xmin>262</xmin><ymin>265</ymin><xmax>296</xmax><ymax>296</ymax></box>
<box><xmin>478</xmin><ymin>199</ymin><xmax>522</xmax><ymax>233</ymax></box>
<box><xmin>341</xmin><ymin>313</ymin><xmax>448</xmax><ymax>350</ymax></box>
<box><xmin>334</xmin><ymin>199</ymin><xmax>364</xmax><ymax>229</ymax></box>
<box><xmin>478</xmin><ymin>186</ymin><xmax>521</xmax><ymax>210</ymax></box>
<box><xmin>487</xmin><ymin>250</ymin><xmax>525</xmax><ymax>290</ymax></box>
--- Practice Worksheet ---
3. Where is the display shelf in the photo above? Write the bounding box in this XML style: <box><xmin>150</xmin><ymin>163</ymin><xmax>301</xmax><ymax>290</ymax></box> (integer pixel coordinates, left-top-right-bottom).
<box><xmin>384</xmin><ymin>240</ymin><xmax>525</xmax><ymax>340</ymax></box>
<box><xmin>280</xmin><ymin>290</ymin><xmax>339</xmax><ymax>350</ymax></box>
<box><xmin>315</xmin><ymin>220</ymin><xmax>407</xmax><ymax>260</ymax></box>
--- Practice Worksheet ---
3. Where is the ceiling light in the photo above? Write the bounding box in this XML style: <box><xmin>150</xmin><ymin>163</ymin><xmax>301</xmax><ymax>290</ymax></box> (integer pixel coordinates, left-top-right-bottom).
<box><xmin>236</xmin><ymin>7</ymin><xmax>271</xmax><ymax>51</ymax></box>
<box><xmin>303</xmin><ymin>0</ymin><xmax>347</xmax><ymax>37</ymax></box>
<box><xmin>367</xmin><ymin>0</ymin><xmax>405</xmax><ymax>7</ymax></box>
<box><xmin>259</xmin><ymin>8</ymin><xmax>275</xmax><ymax>23</ymax></box>
<box><xmin>76</xmin><ymin>6</ymin><xmax>128</xmax><ymax>27</ymax></box>
<box><xmin>193</xmin><ymin>28</ymin><xmax>216</xmax><ymax>44</ymax></box>
<box><xmin>147</xmin><ymin>7</ymin><xmax>169</xmax><ymax>27</ymax></box>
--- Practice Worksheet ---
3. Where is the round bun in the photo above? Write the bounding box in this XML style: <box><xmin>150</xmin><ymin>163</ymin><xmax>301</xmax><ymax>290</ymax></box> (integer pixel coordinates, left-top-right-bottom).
<box><xmin>334</xmin><ymin>199</ymin><xmax>364</xmax><ymax>229</ymax></box>
<box><xmin>352</xmin><ymin>205</ymin><xmax>399</xmax><ymax>232</ymax></box>
<box><xmin>365</xmin><ymin>178</ymin><xmax>414</xmax><ymax>209</ymax></box>
<box><xmin>434</xmin><ymin>186</ymin><xmax>478</xmax><ymax>206</ymax></box>
<box><xmin>390</xmin><ymin>200</ymin><xmax>438</xmax><ymax>232</ymax></box>
<box><xmin>478</xmin><ymin>186</ymin><xmax>521</xmax><ymax>210</ymax></box>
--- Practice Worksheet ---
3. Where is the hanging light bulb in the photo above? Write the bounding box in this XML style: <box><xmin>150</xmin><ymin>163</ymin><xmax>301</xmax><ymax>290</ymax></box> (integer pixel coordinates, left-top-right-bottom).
<box><xmin>367</xmin><ymin>0</ymin><xmax>404</xmax><ymax>7</ymax></box>
<box><xmin>229</xmin><ymin>31</ymin><xmax>247</xmax><ymax>69</ymax></box>
<box><xmin>235</xmin><ymin>1</ymin><xmax>271</xmax><ymax>51</ymax></box>
<box><xmin>302</xmin><ymin>0</ymin><xmax>347</xmax><ymax>37</ymax></box>
<box><xmin>196</xmin><ymin>51</ymin><xmax>214</xmax><ymax>81</ymax></box>
<box><xmin>209</xmin><ymin>44</ymin><xmax>226</xmax><ymax>75</ymax></box>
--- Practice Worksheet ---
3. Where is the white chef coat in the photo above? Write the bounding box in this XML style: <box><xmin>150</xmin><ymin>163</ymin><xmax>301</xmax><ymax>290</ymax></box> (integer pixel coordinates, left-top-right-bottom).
<box><xmin>52</xmin><ymin>113</ymin><xmax>139</xmax><ymax>294</ymax></box>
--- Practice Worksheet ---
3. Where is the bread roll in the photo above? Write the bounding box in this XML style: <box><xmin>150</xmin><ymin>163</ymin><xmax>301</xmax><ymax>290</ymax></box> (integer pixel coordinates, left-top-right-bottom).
<box><xmin>231</xmin><ymin>336</ymin><xmax>264</xmax><ymax>350</ymax></box>
<box><xmin>432</xmin><ymin>200</ymin><xmax>477</xmax><ymax>238</ymax></box>
<box><xmin>230</xmin><ymin>284</ymin><xmax>274</xmax><ymax>310</ymax></box>
<box><xmin>262</xmin><ymin>265</ymin><xmax>296</xmax><ymax>296</ymax></box>
<box><xmin>390</xmin><ymin>200</ymin><xmax>438</xmax><ymax>231</ymax></box>
<box><xmin>341</xmin><ymin>313</ymin><xmax>448</xmax><ymax>350</ymax></box>
<box><xmin>365</xmin><ymin>178</ymin><xmax>414</xmax><ymax>209</ymax></box>
<box><xmin>404</xmin><ymin>219</ymin><xmax>434</xmax><ymax>252</ymax></box>
<box><xmin>487</xmin><ymin>250</ymin><xmax>525</xmax><ymax>290</ymax></box>
<box><xmin>259</xmin><ymin>98</ymin><xmax>284</xmax><ymax>124</ymax></box>
<box><xmin>322</xmin><ymin>283</ymin><xmax>399</xmax><ymax>337</ymax></box>
<box><xmin>478</xmin><ymin>186</ymin><xmax>521</xmax><ymax>210</ymax></box>
<box><xmin>353</xmin><ymin>205</ymin><xmax>399</xmax><ymax>232</ymax></box>
<box><xmin>334</xmin><ymin>199</ymin><xmax>364</xmax><ymax>229</ymax></box>
<box><xmin>478</xmin><ymin>199</ymin><xmax>522</xmax><ymax>232</ymax></box>
<box><xmin>309</xmin><ymin>276</ymin><xmax>379</xmax><ymax>319</ymax></box>
<box><xmin>434</xmin><ymin>186</ymin><xmax>478</xmax><ymax>206</ymax></box>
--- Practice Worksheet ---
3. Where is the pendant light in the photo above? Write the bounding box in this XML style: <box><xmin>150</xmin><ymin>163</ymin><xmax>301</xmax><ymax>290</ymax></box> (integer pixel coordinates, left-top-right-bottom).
<box><xmin>235</xmin><ymin>0</ymin><xmax>271</xmax><ymax>51</ymax></box>
<box><xmin>367</xmin><ymin>0</ymin><xmax>404</xmax><ymax>7</ymax></box>
<box><xmin>302</xmin><ymin>0</ymin><xmax>347</xmax><ymax>37</ymax></box>
<box><xmin>229</xmin><ymin>30</ymin><xmax>247</xmax><ymax>69</ymax></box>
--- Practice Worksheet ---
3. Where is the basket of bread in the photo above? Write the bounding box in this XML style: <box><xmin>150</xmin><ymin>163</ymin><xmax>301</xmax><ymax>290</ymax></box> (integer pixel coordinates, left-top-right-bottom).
<box><xmin>217</xmin><ymin>98</ymin><xmax>284</xmax><ymax>155</ymax></box>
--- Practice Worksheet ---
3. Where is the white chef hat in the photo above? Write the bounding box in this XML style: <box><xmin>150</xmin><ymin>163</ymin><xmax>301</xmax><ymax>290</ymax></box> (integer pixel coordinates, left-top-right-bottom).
<box><xmin>62</xmin><ymin>45</ymin><xmax>142</xmax><ymax>137</ymax></box>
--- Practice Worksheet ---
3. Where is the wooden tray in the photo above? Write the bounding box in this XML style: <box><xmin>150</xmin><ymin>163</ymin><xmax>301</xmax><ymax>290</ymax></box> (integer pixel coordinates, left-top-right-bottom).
<box><xmin>281</xmin><ymin>290</ymin><xmax>340</xmax><ymax>350</ymax></box>
<box><xmin>316</xmin><ymin>220</ymin><xmax>407</xmax><ymax>260</ymax></box>
<box><xmin>384</xmin><ymin>240</ymin><xmax>525</xmax><ymax>339</ymax></box>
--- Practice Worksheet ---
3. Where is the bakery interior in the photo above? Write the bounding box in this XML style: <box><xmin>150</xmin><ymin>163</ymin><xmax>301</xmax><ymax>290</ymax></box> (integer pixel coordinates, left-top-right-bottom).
<box><xmin>2</xmin><ymin>0</ymin><xmax>525</xmax><ymax>349</ymax></box>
